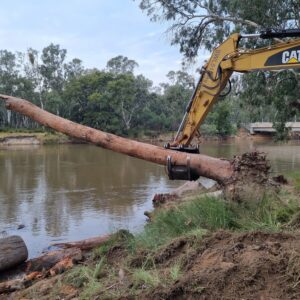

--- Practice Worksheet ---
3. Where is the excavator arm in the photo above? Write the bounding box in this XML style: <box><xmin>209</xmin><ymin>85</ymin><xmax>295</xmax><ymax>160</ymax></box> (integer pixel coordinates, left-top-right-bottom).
<box><xmin>170</xmin><ymin>29</ymin><xmax>300</xmax><ymax>149</ymax></box>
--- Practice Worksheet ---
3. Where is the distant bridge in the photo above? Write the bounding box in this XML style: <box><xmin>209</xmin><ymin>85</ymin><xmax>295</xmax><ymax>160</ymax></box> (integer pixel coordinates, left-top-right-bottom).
<box><xmin>245</xmin><ymin>122</ymin><xmax>300</xmax><ymax>134</ymax></box>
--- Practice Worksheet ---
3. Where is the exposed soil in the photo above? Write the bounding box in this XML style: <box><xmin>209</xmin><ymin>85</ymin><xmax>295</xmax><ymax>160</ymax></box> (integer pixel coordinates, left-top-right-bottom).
<box><xmin>145</xmin><ymin>230</ymin><xmax>300</xmax><ymax>300</ymax></box>
<box><xmin>4</xmin><ymin>229</ymin><xmax>300</xmax><ymax>300</ymax></box>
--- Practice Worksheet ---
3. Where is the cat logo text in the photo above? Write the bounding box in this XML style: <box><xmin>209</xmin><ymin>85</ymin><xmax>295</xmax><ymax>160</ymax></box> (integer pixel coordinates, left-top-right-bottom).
<box><xmin>282</xmin><ymin>50</ymin><xmax>300</xmax><ymax>64</ymax></box>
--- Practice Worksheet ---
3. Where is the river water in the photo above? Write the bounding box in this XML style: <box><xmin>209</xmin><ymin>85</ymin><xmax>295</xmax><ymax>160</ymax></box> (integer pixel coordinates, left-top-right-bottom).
<box><xmin>1</xmin><ymin>140</ymin><xmax>300</xmax><ymax>257</ymax></box>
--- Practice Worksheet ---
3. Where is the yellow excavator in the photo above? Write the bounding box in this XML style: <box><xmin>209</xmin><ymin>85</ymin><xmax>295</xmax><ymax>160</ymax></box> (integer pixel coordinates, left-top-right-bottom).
<box><xmin>165</xmin><ymin>28</ymin><xmax>300</xmax><ymax>180</ymax></box>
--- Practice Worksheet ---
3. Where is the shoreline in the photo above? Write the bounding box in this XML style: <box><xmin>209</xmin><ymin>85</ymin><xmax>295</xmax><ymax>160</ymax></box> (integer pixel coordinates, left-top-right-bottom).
<box><xmin>1</xmin><ymin>174</ymin><xmax>300</xmax><ymax>299</ymax></box>
<box><xmin>0</xmin><ymin>132</ymin><xmax>84</xmax><ymax>146</ymax></box>
<box><xmin>0</xmin><ymin>130</ymin><xmax>295</xmax><ymax>147</ymax></box>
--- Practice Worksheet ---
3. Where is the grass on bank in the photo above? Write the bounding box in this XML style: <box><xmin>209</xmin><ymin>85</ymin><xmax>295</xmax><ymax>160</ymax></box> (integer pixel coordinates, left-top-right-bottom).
<box><xmin>131</xmin><ymin>196</ymin><xmax>234</xmax><ymax>251</ymax></box>
<box><xmin>286</xmin><ymin>171</ymin><xmax>300</xmax><ymax>191</ymax></box>
<box><xmin>56</xmin><ymin>186</ymin><xmax>300</xmax><ymax>299</ymax></box>
<box><xmin>132</xmin><ymin>188</ymin><xmax>300</xmax><ymax>252</ymax></box>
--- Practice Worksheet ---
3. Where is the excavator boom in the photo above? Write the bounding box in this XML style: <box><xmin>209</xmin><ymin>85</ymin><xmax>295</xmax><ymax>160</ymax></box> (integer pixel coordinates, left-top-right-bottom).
<box><xmin>171</xmin><ymin>29</ymin><xmax>300</xmax><ymax>148</ymax></box>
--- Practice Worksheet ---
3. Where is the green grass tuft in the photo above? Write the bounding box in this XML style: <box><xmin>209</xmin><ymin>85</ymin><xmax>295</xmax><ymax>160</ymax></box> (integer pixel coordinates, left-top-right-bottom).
<box><xmin>133</xmin><ymin>196</ymin><xmax>234</xmax><ymax>250</ymax></box>
<box><xmin>229</xmin><ymin>192</ymin><xmax>300</xmax><ymax>231</ymax></box>
<box><xmin>132</xmin><ymin>269</ymin><xmax>160</xmax><ymax>288</ymax></box>
<box><xmin>64</xmin><ymin>259</ymin><xmax>107</xmax><ymax>299</ymax></box>
<box><xmin>169</xmin><ymin>263</ymin><xmax>182</xmax><ymax>282</ymax></box>
<box><xmin>286</xmin><ymin>171</ymin><xmax>300</xmax><ymax>191</ymax></box>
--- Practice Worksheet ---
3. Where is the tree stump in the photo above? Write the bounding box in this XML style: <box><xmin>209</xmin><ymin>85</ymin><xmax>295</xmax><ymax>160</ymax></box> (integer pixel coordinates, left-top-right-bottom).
<box><xmin>0</xmin><ymin>236</ymin><xmax>28</xmax><ymax>272</ymax></box>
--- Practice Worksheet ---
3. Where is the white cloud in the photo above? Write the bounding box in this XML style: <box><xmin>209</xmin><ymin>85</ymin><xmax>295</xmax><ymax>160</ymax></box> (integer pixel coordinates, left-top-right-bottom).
<box><xmin>0</xmin><ymin>1</ymin><xmax>209</xmax><ymax>86</ymax></box>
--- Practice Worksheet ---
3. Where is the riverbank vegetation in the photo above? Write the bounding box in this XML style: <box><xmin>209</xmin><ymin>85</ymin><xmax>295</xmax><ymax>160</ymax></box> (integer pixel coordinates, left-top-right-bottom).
<box><xmin>8</xmin><ymin>172</ymin><xmax>300</xmax><ymax>300</ymax></box>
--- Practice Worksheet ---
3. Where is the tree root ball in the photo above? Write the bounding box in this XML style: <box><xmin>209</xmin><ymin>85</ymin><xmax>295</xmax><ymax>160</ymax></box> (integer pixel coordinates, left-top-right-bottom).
<box><xmin>225</xmin><ymin>152</ymin><xmax>278</xmax><ymax>202</ymax></box>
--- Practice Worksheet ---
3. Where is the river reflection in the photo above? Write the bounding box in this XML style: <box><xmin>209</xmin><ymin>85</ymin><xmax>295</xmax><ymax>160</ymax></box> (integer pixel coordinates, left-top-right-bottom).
<box><xmin>200</xmin><ymin>139</ymin><xmax>300</xmax><ymax>174</ymax></box>
<box><xmin>0</xmin><ymin>144</ymin><xmax>178</xmax><ymax>257</ymax></box>
<box><xmin>0</xmin><ymin>140</ymin><xmax>300</xmax><ymax>257</ymax></box>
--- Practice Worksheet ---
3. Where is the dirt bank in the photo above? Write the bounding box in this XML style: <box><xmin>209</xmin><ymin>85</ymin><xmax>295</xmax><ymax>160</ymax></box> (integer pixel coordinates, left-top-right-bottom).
<box><xmin>0</xmin><ymin>135</ymin><xmax>40</xmax><ymax>145</ymax></box>
<box><xmin>5</xmin><ymin>230</ymin><xmax>300</xmax><ymax>300</ymax></box>
<box><xmin>0</xmin><ymin>132</ymin><xmax>78</xmax><ymax>145</ymax></box>
<box><xmin>148</xmin><ymin>230</ymin><xmax>300</xmax><ymax>300</ymax></box>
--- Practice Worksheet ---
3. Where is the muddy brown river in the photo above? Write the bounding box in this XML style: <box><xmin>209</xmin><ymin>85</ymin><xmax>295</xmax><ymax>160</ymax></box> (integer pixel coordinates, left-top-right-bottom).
<box><xmin>1</xmin><ymin>140</ymin><xmax>300</xmax><ymax>257</ymax></box>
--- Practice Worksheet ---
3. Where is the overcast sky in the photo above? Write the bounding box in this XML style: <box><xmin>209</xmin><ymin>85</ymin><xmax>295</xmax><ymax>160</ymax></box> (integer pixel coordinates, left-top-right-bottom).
<box><xmin>0</xmin><ymin>0</ymin><xmax>208</xmax><ymax>85</ymax></box>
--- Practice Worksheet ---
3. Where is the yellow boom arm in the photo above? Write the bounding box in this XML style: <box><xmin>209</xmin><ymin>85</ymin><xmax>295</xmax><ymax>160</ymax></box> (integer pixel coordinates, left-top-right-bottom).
<box><xmin>172</xmin><ymin>29</ymin><xmax>300</xmax><ymax>147</ymax></box>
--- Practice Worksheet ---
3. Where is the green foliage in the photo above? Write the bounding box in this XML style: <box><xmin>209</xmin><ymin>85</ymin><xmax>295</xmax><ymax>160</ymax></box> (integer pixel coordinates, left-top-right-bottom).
<box><xmin>40</xmin><ymin>43</ymin><xmax>67</xmax><ymax>92</ymax></box>
<box><xmin>65</xmin><ymin>265</ymin><xmax>101</xmax><ymax>288</ymax></box>
<box><xmin>63</xmin><ymin>71</ymin><xmax>153</xmax><ymax>134</ymax></box>
<box><xmin>64</xmin><ymin>258</ymin><xmax>107</xmax><ymax>299</ymax></box>
<box><xmin>230</xmin><ymin>192</ymin><xmax>300</xmax><ymax>231</ymax></box>
<box><xmin>0</xmin><ymin>44</ymin><xmax>201</xmax><ymax>137</ymax></box>
<box><xmin>106</xmin><ymin>55</ymin><xmax>138</xmax><ymax>74</ymax></box>
<box><xmin>134</xmin><ymin>196</ymin><xmax>234</xmax><ymax>250</ymax></box>
<box><xmin>1</xmin><ymin>39</ymin><xmax>298</xmax><ymax>138</ymax></box>
<box><xmin>132</xmin><ymin>269</ymin><xmax>160</xmax><ymax>288</ymax></box>
<box><xmin>138</xmin><ymin>1</ymin><xmax>300</xmax><ymax>139</ymax></box>
<box><xmin>203</xmin><ymin>99</ymin><xmax>234</xmax><ymax>136</ymax></box>
<box><xmin>131</xmin><ymin>191</ymin><xmax>299</xmax><ymax>251</ymax></box>
<box><xmin>169</xmin><ymin>263</ymin><xmax>182</xmax><ymax>282</ymax></box>
<box><xmin>239</xmin><ymin>71</ymin><xmax>300</xmax><ymax>140</ymax></box>
<box><xmin>286</xmin><ymin>171</ymin><xmax>300</xmax><ymax>192</ymax></box>
<box><xmin>138</xmin><ymin>0</ymin><xmax>299</xmax><ymax>58</ymax></box>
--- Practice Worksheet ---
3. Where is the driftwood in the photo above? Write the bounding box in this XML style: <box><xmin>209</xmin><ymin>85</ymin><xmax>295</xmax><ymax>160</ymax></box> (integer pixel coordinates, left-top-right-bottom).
<box><xmin>52</xmin><ymin>234</ymin><xmax>111</xmax><ymax>250</ymax></box>
<box><xmin>26</xmin><ymin>247</ymin><xmax>82</xmax><ymax>273</ymax></box>
<box><xmin>0</xmin><ymin>94</ymin><xmax>234</xmax><ymax>184</ymax></box>
<box><xmin>0</xmin><ymin>236</ymin><xmax>28</xmax><ymax>272</ymax></box>
<box><xmin>0</xmin><ymin>233</ymin><xmax>117</xmax><ymax>295</ymax></box>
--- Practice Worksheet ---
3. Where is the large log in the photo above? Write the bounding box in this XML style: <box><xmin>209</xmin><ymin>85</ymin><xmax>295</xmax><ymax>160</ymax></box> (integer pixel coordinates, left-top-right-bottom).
<box><xmin>0</xmin><ymin>236</ymin><xmax>28</xmax><ymax>272</ymax></box>
<box><xmin>0</xmin><ymin>95</ymin><xmax>234</xmax><ymax>184</ymax></box>
<box><xmin>26</xmin><ymin>247</ymin><xmax>82</xmax><ymax>273</ymax></box>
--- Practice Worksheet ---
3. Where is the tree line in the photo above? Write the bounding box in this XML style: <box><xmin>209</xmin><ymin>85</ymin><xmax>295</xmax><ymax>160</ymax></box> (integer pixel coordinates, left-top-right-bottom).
<box><xmin>0</xmin><ymin>44</ymin><xmax>299</xmax><ymax>139</ymax></box>
<box><xmin>0</xmin><ymin>44</ymin><xmax>240</xmax><ymax>137</ymax></box>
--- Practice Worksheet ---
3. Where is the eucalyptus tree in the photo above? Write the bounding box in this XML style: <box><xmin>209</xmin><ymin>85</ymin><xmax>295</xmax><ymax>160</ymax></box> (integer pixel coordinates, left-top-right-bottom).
<box><xmin>63</xmin><ymin>60</ymin><xmax>152</xmax><ymax>135</ymax></box>
<box><xmin>0</xmin><ymin>50</ymin><xmax>35</xmax><ymax>127</ymax></box>
<box><xmin>137</xmin><ymin>0</ymin><xmax>300</xmax><ymax>138</ymax></box>
<box><xmin>106</xmin><ymin>55</ymin><xmax>139</xmax><ymax>74</ymax></box>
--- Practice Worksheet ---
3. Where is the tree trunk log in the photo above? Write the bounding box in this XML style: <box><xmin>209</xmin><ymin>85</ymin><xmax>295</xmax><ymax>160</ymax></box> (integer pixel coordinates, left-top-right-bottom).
<box><xmin>26</xmin><ymin>248</ymin><xmax>82</xmax><ymax>273</ymax></box>
<box><xmin>0</xmin><ymin>236</ymin><xmax>28</xmax><ymax>272</ymax></box>
<box><xmin>52</xmin><ymin>234</ymin><xmax>111</xmax><ymax>250</ymax></box>
<box><xmin>0</xmin><ymin>94</ymin><xmax>234</xmax><ymax>184</ymax></box>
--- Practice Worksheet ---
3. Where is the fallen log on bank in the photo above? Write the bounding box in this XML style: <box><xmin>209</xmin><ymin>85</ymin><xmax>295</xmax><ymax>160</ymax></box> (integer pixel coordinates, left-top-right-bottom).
<box><xmin>0</xmin><ymin>94</ymin><xmax>233</xmax><ymax>184</ymax></box>
<box><xmin>26</xmin><ymin>247</ymin><xmax>83</xmax><ymax>273</ymax></box>
<box><xmin>0</xmin><ymin>236</ymin><xmax>28</xmax><ymax>272</ymax></box>
<box><xmin>0</xmin><ymin>232</ymin><xmax>124</xmax><ymax>294</ymax></box>
<box><xmin>52</xmin><ymin>234</ymin><xmax>111</xmax><ymax>250</ymax></box>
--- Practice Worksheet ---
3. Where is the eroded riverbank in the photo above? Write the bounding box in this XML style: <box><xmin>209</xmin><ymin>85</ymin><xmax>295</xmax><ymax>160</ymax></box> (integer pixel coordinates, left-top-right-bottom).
<box><xmin>2</xmin><ymin>173</ymin><xmax>300</xmax><ymax>299</ymax></box>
